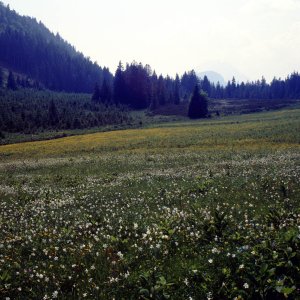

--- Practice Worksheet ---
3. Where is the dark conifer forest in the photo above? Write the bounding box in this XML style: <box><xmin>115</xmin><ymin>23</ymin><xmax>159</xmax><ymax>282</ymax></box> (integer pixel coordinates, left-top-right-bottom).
<box><xmin>0</xmin><ymin>1</ymin><xmax>300</xmax><ymax>136</ymax></box>
<box><xmin>0</xmin><ymin>2</ymin><xmax>112</xmax><ymax>93</ymax></box>
<box><xmin>0</xmin><ymin>89</ymin><xmax>131</xmax><ymax>134</ymax></box>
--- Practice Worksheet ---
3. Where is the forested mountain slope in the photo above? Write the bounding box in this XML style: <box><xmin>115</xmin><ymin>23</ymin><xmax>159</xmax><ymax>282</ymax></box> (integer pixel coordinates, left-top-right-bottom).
<box><xmin>0</xmin><ymin>2</ymin><xmax>111</xmax><ymax>92</ymax></box>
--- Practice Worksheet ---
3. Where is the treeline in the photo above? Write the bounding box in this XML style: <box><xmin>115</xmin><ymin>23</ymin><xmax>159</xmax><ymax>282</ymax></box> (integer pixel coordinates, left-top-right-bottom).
<box><xmin>91</xmin><ymin>63</ymin><xmax>300</xmax><ymax>111</ymax></box>
<box><xmin>201</xmin><ymin>73</ymin><xmax>300</xmax><ymax>100</ymax></box>
<box><xmin>90</xmin><ymin>61</ymin><xmax>181</xmax><ymax>110</ymax></box>
<box><xmin>91</xmin><ymin>61</ymin><xmax>187</xmax><ymax>110</ymax></box>
<box><xmin>0</xmin><ymin>89</ymin><xmax>131</xmax><ymax>134</ymax></box>
<box><xmin>0</xmin><ymin>2</ymin><xmax>112</xmax><ymax>93</ymax></box>
<box><xmin>1</xmin><ymin>64</ymin><xmax>299</xmax><ymax>136</ymax></box>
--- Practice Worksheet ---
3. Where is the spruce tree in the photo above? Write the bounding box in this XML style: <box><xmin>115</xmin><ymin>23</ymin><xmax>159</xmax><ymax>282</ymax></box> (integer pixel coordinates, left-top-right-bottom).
<box><xmin>113</xmin><ymin>61</ymin><xmax>127</xmax><ymax>104</ymax></box>
<box><xmin>174</xmin><ymin>74</ymin><xmax>180</xmax><ymax>105</ymax></box>
<box><xmin>201</xmin><ymin>75</ymin><xmax>211</xmax><ymax>96</ymax></box>
<box><xmin>149</xmin><ymin>71</ymin><xmax>158</xmax><ymax>110</ymax></box>
<box><xmin>158</xmin><ymin>75</ymin><xmax>166</xmax><ymax>106</ymax></box>
<box><xmin>188</xmin><ymin>85</ymin><xmax>208</xmax><ymax>119</ymax></box>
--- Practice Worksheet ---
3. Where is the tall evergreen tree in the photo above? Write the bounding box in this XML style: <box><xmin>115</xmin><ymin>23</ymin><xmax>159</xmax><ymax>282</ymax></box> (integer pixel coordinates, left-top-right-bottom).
<box><xmin>231</xmin><ymin>77</ymin><xmax>236</xmax><ymax>98</ymax></box>
<box><xmin>215</xmin><ymin>82</ymin><xmax>222</xmax><ymax>98</ymax></box>
<box><xmin>149</xmin><ymin>71</ymin><xmax>159</xmax><ymax>110</ymax></box>
<box><xmin>174</xmin><ymin>74</ymin><xmax>180</xmax><ymax>105</ymax></box>
<box><xmin>113</xmin><ymin>61</ymin><xmax>127</xmax><ymax>104</ymax></box>
<box><xmin>157</xmin><ymin>75</ymin><xmax>166</xmax><ymax>106</ymax></box>
<box><xmin>201</xmin><ymin>75</ymin><xmax>211</xmax><ymax>96</ymax></box>
<box><xmin>7</xmin><ymin>70</ymin><xmax>17</xmax><ymax>90</ymax></box>
<box><xmin>225</xmin><ymin>80</ymin><xmax>231</xmax><ymax>98</ymax></box>
<box><xmin>188</xmin><ymin>85</ymin><xmax>208</xmax><ymax>119</ymax></box>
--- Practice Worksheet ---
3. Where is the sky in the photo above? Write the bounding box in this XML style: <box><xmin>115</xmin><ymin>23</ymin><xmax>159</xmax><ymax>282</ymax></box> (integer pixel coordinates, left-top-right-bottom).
<box><xmin>2</xmin><ymin>0</ymin><xmax>300</xmax><ymax>82</ymax></box>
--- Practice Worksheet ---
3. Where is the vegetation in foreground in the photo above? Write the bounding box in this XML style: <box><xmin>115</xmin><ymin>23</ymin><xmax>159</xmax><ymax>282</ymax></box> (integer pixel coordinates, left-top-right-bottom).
<box><xmin>0</xmin><ymin>108</ymin><xmax>299</xmax><ymax>299</ymax></box>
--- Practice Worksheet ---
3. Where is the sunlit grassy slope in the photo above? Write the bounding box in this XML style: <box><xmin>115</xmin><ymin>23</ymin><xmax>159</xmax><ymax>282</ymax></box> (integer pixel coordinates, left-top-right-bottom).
<box><xmin>0</xmin><ymin>108</ymin><xmax>299</xmax><ymax>299</ymax></box>
<box><xmin>0</xmin><ymin>108</ymin><xmax>299</xmax><ymax>160</ymax></box>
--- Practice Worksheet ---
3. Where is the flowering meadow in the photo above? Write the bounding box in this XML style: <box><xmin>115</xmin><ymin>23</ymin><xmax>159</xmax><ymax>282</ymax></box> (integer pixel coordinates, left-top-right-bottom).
<box><xmin>0</xmin><ymin>108</ymin><xmax>299</xmax><ymax>299</ymax></box>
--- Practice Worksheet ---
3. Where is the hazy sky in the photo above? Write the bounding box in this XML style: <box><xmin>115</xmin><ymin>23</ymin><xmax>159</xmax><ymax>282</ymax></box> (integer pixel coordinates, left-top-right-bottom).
<box><xmin>2</xmin><ymin>0</ymin><xmax>300</xmax><ymax>81</ymax></box>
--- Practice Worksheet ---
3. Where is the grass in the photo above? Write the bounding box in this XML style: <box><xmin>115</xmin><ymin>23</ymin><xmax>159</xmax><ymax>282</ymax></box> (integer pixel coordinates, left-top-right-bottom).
<box><xmin>0</xmin><ymin>108</ymin><xmax>299</xmax><ymax>160</ymax></box>
<box><xmin>0</xmin><ymin>108</ymin><xmax>299</xmax><ymax>299</ymax></box>
<box><xmin>0</xmin><ymin>110</ymin><xmax>186</xmax><ymax>146</ymax></box>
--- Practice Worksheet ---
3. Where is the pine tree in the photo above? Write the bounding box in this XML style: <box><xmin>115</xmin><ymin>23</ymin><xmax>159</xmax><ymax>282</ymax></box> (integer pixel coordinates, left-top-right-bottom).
<box><xmin>113</xmin><ymin>61</ymin><xmax>127</xmax><ymax>104</ymax></box>
<box><xmin>7</xmin><ymin>71</ymin><xmax>17</xmax><ymax>90</ymax></box>
<box><xmin>188</xmin><ymin>85</ymin><xmax>208</xmax><ymax>119</ymax></box>
<box><xmin>215</xmin><ymin>82</ymin><xmax>222</xmax><ymax>98</ymax></box>
<box><xmin>174</xmin><ymin>74</ymin><xmax>180</xmax><ymax>105</ymax></box>
<box><xmin>201</xmin><ymin>75</ymin><xmax>211</xmax><ymax>96</ymax></box>
<box><xmin>231</xmin><ymin>77</ymin><xmax>236</xmax><ymax>98</ymax></box>
<box><xmin>149</xmin><ymin>71</ymin><xmax>158</xmax><ymax>110</ymax></box>
<box><xmin>157</xmin><ymin>75</ymin><xmax>166</xmax><ymax>106</ymax></box>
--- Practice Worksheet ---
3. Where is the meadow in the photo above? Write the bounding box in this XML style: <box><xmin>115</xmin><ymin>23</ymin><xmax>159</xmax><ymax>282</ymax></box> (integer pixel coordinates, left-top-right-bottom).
<box><xmin>0</xmin><ymin>108</ymin><xmax>299</xmax><ymax>299</ymax></box>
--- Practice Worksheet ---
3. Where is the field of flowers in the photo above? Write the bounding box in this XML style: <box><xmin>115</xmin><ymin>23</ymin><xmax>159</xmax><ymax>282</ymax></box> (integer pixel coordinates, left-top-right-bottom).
<box><xmin>0</xmin><ymin>108</ymin><xmax>299</xmax><ymax>299</ymax></box>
